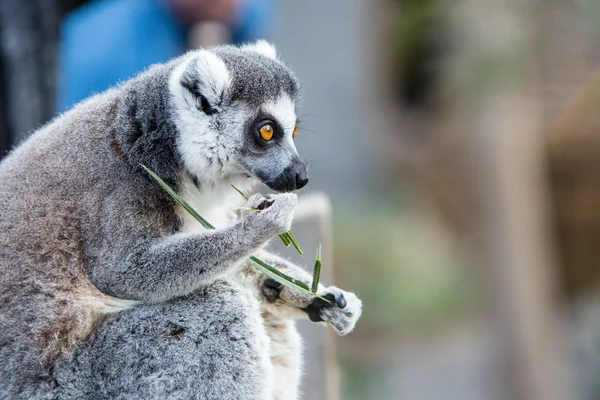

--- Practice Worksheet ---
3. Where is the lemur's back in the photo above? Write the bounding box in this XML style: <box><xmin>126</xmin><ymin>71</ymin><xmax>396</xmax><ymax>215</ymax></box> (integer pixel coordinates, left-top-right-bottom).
<box><xmin>0</xmin><ymin>88</ymin><xmax>143</xmax><ymax>394</ymax></box>
<box><xmin>0</xmin><ymin>56</ymin><xmax>191</xmax><ymax>396</ymax></box>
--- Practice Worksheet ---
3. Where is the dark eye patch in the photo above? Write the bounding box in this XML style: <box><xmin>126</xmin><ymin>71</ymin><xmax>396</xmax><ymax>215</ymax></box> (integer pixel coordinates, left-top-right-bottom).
<box><xmin>246</xmin><ymin>112</ymin><xmax>286</xmax><ymax>148</ymax></box>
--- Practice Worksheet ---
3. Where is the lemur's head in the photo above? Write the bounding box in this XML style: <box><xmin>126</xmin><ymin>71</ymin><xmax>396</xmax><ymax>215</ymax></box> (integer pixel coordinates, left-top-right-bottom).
<box><xmin>169</xmin><ymin>41</ymin><xmax>307</xmax><ymax>193</ymax></box>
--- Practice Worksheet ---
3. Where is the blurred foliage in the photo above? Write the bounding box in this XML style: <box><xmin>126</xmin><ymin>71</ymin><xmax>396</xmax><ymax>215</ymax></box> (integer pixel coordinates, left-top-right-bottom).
<box><xmin>387</xmin><ymin>0</ymin><xmax>445</xmax><ymax>107</ymax></box>
<box><xmin>332</xmin><ymin>192</ymin><xmax>475</xmax><ymax>333</ymax></box>
<box><xmin>341</xmin><ymin>362</ymin><xmax>388</xmax><ymax>400</ymax></box>
<box><xmin>577</xmin><ymin>0</ymin><xmax>600</xmax><ymax>34</ymax></box>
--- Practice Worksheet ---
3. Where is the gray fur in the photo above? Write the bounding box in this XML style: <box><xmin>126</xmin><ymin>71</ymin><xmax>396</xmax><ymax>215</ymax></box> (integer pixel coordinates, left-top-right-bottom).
<box><xmin>0</xmin><ymin>42</ymin><xmax>361</xmax><ymax>399</ymax></box>
<box><xmin>212</xmin><ymin>46</ymin><xmax>300</xmax><ymax>108</ymax></box>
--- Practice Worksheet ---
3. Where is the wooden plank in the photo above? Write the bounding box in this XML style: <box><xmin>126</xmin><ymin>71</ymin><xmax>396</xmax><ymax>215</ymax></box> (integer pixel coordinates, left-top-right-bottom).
<box><xmin>268</xmin><ymin>193</ymin><xmax>339</xmax><ymax>400</ymax></box>
<box><xmin>449</xmin><ymin>1</ymin><xmax>568</xmax><ymax>399</ymax></box>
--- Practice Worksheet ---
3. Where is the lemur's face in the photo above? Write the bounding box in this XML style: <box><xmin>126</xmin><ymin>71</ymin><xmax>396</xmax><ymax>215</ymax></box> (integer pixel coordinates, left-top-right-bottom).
<box><xmin>170</xmin><ymin>41</ymin><xmax>308</xmax><ymax>193</ymax></box>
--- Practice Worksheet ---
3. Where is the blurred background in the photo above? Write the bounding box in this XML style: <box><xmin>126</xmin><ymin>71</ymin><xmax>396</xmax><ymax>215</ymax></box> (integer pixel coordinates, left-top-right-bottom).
<box><xmin>3</xmin><ymin>0</ymin><xmax>600</xmax><ymax>399</ymax></box>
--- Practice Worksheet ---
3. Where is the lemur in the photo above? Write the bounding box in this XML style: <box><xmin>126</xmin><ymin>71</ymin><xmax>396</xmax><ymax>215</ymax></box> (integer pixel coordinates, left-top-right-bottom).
<box><xmin>0</xmin><ymin>41</ymin><xmax>362</xmax><ymax>399</ymax></box>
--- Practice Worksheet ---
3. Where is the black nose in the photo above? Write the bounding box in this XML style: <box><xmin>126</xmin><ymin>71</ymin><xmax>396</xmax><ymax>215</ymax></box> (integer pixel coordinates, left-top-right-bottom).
<box><xmin>296</xmin><ymin>169</ymin><xmax>309</xmax><ymax>189</ymax></box>
<box><xmin>263</xmin><ymin>161</ymin><xmax>309</xmax><ymax>192</ymax></box>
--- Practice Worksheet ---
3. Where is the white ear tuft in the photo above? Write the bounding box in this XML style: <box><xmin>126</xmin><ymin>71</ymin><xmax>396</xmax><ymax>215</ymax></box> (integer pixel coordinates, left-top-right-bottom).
<box><xmin>243</xmin><ymin>40</ymin><xmax>277</xmax><ymax>60</ymax></box>
<box><xmin>178</xmin><ymin>50</ymin><xmax>231</xmax><ymax>114</ymax></box>
<box><xmin>194</xmin><ymin>50</ymin><xmax>231</xmax><ymax>106</ymax></box>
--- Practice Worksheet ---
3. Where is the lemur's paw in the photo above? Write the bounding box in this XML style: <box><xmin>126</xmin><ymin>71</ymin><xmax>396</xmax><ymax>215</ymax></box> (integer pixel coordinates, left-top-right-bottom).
<box><xmin>303</xmin><ymin>287</ymin><xmax>362</xmax><ymax>336</ymax></box>
<box><xmin>261</xmin><ymin>277</ymin><xmax>283</xmax><ymax>303</ymax></box>
<box><xmin>245</xmin><ymin>193</ymin><xmax>297</xmax><ymax>237</ymax></box>
<box><xmin>260</xmin><ymin>277</ymin><xmax>314</xmax><ymax>310</ymax></box>
<box><xmin>245</xmin><ymin>193</ymin><xmax>275</xmax><ymax>210</ymax></box>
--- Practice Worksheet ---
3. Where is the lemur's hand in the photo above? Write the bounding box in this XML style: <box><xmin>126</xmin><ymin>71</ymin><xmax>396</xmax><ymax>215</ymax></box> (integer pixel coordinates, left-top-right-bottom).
<box><xmin>243</xmin><ymin>193</ymin><xmax>297</xmax><ymax>238</ymax></box>
<box><xmin>261</xmin><ymin>278</ymin><xmax>362</xmax><ymax>336</ymax></box>
<box><xmin>304</xmin><ymin>287</ymin><xmax>362</xmax><ymax>336</ymax></box>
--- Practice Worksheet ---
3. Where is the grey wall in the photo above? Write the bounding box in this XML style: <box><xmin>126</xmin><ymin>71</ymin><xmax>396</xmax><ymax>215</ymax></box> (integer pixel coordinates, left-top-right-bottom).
<box><xmin>271</xmin><ymin>0</ymin><xmax>384</xmax><ymax>207</ymax></box>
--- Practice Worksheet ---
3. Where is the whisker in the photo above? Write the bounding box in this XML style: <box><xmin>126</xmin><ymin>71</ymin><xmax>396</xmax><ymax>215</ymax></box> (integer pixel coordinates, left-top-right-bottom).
<box><xmin>297</xmin><ymin>185</ymin><xmax>315</xmax><ymax>195</ymax></box>
<box><xmin>297</xmin><ymin>111</ymin><xmax>321</xmax><ymax>121</ymax></box>
<box><xmin>298</xmin><ymin>127</ymin><xmax>321</xmax><ymax>136</ymax></box>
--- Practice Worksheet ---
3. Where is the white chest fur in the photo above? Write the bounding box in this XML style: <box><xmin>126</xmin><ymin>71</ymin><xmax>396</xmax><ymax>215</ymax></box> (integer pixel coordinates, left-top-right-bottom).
<box><xmin>177</xmin><ymin>172</ymin><xmax>262</xmax><ymax>233</ymax></box>
<box><xmin>177</xmin><ymin>175</ymin><xmax>244</xmax><ymax>233</ymax></box>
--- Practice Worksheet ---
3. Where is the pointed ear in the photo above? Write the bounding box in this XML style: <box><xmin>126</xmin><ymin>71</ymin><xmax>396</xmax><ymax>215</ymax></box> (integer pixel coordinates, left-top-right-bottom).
<box><xmin>179</xmin><ymin>51</ymin><xmax>231</xmax><ymax>115</ymax></box>
<box><xmin>242</xmin><ymin>40</ymin><xmax>277</xmax><ymax>60</ymax></box>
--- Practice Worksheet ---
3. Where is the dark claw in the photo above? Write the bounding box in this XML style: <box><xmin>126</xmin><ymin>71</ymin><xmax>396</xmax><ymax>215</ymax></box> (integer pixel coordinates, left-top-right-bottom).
<box><xmin>256</xmin><ymin>198</ymin><xmax>275</xmax><ymax>210</ymax></box>
<box><xmin>302</xmin><ymin>296</ymin><xmax>327</xmax><ymax>322</ymax></box>
<box><xmin>302</xmin><ymin>292</ymin><xmax>347</xmax><ymax>322</ymax></box>
<box><xmin>306</xmin><ymin>309</ymin><xmax>323</xmax><ymax>322</ymax></box>
<box><xmin>261</xmin><ymin>278</ymin><xmax>282</xmax><ymax>302</ymax></box>
<box><xmin>322</xmin><ymin>292</ymin><xmax>347</xmax><ymax>309</ymax></box>
<box><xmin>336</xmin><ymin>294</ymin><xmax>347</xmax><ymax>309</ymax></box>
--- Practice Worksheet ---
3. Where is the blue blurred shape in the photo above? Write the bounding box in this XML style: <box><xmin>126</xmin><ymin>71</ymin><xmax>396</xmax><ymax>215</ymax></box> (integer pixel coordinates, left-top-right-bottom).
<box><xmin>232</xmin><ymin>0</ymin><xmax>273</xmax><ymax>44</ymax></box>
<box><xmin>59</xmin><ymin>0</ymin><xmax>186</xmax><ymax>111</ymax></box>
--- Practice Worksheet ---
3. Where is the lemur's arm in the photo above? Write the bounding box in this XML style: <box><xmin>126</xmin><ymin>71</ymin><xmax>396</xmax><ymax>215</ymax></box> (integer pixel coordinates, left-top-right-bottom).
<box><xmin>91</xmin><ymin>193</ymin><xmax>297</xmax><ymax>302</ymax></box>
<box><xmin>240</xmin><ymin>250</ymin><xmax>362</xmax><ymax>336</ymax></box>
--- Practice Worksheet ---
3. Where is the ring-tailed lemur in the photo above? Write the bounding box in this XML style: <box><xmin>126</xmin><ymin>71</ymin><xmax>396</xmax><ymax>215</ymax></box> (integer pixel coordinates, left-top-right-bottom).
<box><xmin>0</xmin><ymin>41</ymin><xmax>362</xmax><ymax>400</ymax></box>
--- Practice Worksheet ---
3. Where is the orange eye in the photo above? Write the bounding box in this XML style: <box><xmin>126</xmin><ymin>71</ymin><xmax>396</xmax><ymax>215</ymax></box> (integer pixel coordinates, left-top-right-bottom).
<box><xmin>259</xmin><ymin>124</ymin><xmax>274</xmax><ymax>141</ymax></box>
<box><xmin>293</xmin><ymin>124</ymin><xmax>299</xmax><ymax>138</ymax></box>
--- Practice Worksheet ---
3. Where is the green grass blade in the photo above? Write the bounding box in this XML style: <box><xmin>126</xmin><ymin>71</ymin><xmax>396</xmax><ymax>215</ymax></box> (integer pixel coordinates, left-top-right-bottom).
<box><xmin>231</xmin><ymin>184</ymin><xmax>249</xmax><ymax>200</ymax></box>
<box><xmin>311</xmin><ymin>244</ymin><xmax>322</xmax><ymax>293</ymax></box>
<box><xmin>249</xmin><ymin>256</ymin><xmax>310</xmax><ymax>292</ymax></box>
<box><xmin>142</xmin><ymin>165</ymin><xmax>214</xmax><ymax>229</ymax></box>
<box><xmin>248</xmin><ymin>256</ymin><xmax>329</xmax><ymax>302</ymax></box>
<box><xmin>286</xmin><ymin>231</ymin><xmax>304</xmax><ymax>255</ymax></box>
<box><xmin>280</xmin><ymin>232</ymin><xmax>292</xmax><ymax>247</ymax></box>
<box><xmin>279</xmin><ymin>233</ymin><xmax>293</xmax><ymax>249</ymax></box>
